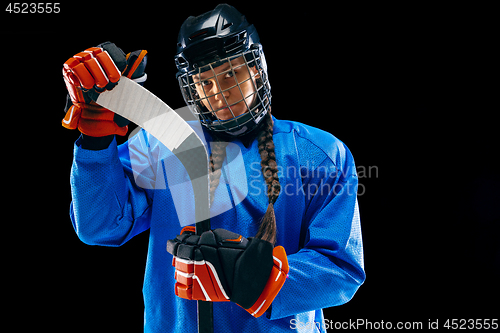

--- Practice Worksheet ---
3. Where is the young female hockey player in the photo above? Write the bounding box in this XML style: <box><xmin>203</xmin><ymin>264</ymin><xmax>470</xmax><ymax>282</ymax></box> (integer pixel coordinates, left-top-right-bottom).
<box><xmin>63</xmin><ymin>4</ymin><xmax>365</xmax><ymax>332</ymax></box>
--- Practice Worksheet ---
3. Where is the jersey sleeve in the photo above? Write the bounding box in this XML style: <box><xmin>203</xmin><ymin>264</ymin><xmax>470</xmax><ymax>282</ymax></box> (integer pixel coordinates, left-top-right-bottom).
<box><xmin>268</xmin><ymin>141</ymin><xmax>365</xmax><ymax>319</ymax></box>
<box><xmin>69</xmin><ymin>135</ymin><xmax>152</xmax><ymax>246</ymax></box>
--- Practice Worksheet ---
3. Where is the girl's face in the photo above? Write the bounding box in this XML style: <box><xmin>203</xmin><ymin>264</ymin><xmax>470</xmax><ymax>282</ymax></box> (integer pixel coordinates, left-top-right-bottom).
<box><xmin>193</xmin><ymin>56</ymin><xmax>259</xmax><ymax>120</ymax></box>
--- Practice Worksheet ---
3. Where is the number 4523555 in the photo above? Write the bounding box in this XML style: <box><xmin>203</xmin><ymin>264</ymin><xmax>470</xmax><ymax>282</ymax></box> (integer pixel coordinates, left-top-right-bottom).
<box><xmin>6</xmin><ymin>3</ymin><xmax>61</xmax><ymax>14</ymax></box>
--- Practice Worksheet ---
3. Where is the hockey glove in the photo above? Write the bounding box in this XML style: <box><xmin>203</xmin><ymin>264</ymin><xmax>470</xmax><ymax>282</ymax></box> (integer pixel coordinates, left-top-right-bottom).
<box><xmin>166</xmin><ymin>227</ymin><xmax>288</xmax><ymax>318</ymax></box>
<box><xmin>62</xmin><ymin>42</ymin><xmax>148</xmax><ymax>137</ymax></box>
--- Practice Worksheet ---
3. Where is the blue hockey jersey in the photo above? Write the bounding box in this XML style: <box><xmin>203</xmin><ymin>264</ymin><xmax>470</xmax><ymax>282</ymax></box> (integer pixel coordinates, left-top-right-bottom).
<box><xmin>69</xmin><ymin>117</ymin><xmax>365</xmax><ymax>333</ymax></box>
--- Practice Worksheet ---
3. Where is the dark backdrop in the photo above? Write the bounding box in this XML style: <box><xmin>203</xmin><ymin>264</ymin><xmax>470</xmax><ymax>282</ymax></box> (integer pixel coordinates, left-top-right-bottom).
<box><xmin>3</xmin><ymin>2</ymin><xmax>498</xmax><ymax>331</ymax></box>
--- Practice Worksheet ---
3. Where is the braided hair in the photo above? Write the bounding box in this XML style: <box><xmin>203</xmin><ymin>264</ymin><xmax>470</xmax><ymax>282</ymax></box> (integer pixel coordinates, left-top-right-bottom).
<box><xmin>209</xmin><ymin>140</ymin><xmax>229</xmax><ymax>207</ymax></box>
<box><xmin>208</xmin><ymin>113</ymin><xmax>280</xmax><ymax>245</ymax></box>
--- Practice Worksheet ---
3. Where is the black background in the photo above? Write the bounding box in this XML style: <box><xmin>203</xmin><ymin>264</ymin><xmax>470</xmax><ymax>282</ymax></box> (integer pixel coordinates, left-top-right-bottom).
<box><xmin>3</xmin><ymin>1</ymin><xmax>498</xmax><ymax>331</ymax></box>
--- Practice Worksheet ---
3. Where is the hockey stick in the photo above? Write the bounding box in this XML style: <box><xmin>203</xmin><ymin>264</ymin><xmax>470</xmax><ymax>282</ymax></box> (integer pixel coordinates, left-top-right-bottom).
<box><xmin>96</xmin><ymin>77</ymin><xmax>214</xmax><ymax>333</ymax></box>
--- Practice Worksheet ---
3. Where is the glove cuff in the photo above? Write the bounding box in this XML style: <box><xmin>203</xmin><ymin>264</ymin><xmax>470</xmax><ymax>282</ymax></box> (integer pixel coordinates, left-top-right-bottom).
<box><xmin>124</xmin><ymin>49</ymin><xmax>148</xmax><ymax>79</ymax></box>
<box><xmin>244</xmin><ymin>245</ymin><xmax>289</xmax><ymax>318</ymax></box>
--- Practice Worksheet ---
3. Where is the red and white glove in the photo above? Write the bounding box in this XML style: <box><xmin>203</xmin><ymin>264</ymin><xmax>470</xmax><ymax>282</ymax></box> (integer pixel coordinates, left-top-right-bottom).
<box><xmin>61</xmin><ymin>42</ymin><xmax>147</xmax><ymax>137</ymax></box>
<box><xmin>167</xmin><ymin>227</ymin><xmax>289</xmax><ymax>318</ymax></box>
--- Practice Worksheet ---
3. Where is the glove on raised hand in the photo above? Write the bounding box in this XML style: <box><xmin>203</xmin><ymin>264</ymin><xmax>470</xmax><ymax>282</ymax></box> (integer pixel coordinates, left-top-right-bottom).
<box><xmin>62</xmin><ymin>42</ymin><xmax>147</xmax><ymax>137</ymax></box>
<box><xmin>167</xmin><ymin>227</ymin><xmax>288</xmax><ymax>318</ymax></box>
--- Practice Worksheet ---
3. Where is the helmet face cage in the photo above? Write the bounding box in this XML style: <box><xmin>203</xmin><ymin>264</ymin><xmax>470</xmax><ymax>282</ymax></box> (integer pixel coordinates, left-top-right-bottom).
<box><xmin>177</xmin><ymin>45</ymin><xmax>271</xmax><ymax>136</ymax></box>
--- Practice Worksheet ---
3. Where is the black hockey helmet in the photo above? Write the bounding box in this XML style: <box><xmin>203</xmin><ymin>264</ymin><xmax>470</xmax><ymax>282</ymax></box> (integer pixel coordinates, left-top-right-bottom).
<box><xmin>175</xmin><ymin>4</ymin><xmax>271</xmax><ymax>137</ymax></box>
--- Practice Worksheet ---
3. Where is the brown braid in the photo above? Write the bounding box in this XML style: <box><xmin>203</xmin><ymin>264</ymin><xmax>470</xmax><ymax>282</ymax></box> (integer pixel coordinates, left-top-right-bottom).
<box><xmin>254</xmin><ymin>113</ymin><xmax>280</xmax><ymax>245</ymax></box>
<box><xmin>257</xmin><ymin>115</ymin><xmax>280</xmax><ymax>204</ymax></box>
<box><xmin>209</xmin><ymin>140</ymin><xmax>228</xmax><ymax>207</ymax></box>
<box><xmin>208</xmin><ymin>113</ymin><xmax>280</xmax><ymax>245</ymax></box>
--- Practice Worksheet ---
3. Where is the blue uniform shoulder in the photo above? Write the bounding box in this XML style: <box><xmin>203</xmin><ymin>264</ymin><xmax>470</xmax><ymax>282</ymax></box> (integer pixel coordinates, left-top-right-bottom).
<box><xmin>273</xmin><ymin>117</ymin><xmax>351</xmax><ymax>170</ymax></box>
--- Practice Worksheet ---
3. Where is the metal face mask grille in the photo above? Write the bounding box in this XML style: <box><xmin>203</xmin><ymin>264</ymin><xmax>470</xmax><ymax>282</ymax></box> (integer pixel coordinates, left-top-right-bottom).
<box><xmin>178</xmin><ymin>47</ymin><xmax>271</xmax><ymax>136</ymax></box>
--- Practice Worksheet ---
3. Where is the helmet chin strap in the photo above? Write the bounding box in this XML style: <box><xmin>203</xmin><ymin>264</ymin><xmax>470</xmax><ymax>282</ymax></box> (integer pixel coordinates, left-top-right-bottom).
<box><xmin>209</xmin><ymin>109</ymin><xmax>271</xmax><ymax>148</ymax></box>
<box><xmin>226</xmin><ymin>125</ymin><xmax>249</xmax><ymax>136</ymax></box>
<box><xmin>210</xmin><ymin>107</ymin><xmax>268</xmax><ymax>137</ymax></box>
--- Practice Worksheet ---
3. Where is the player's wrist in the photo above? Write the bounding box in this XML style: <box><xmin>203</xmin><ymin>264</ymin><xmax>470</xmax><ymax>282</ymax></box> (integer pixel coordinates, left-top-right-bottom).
<box><xmin>80</xmin><ymin>134</ymin><xmax>115</xmax><ymax>150</ymax></box>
